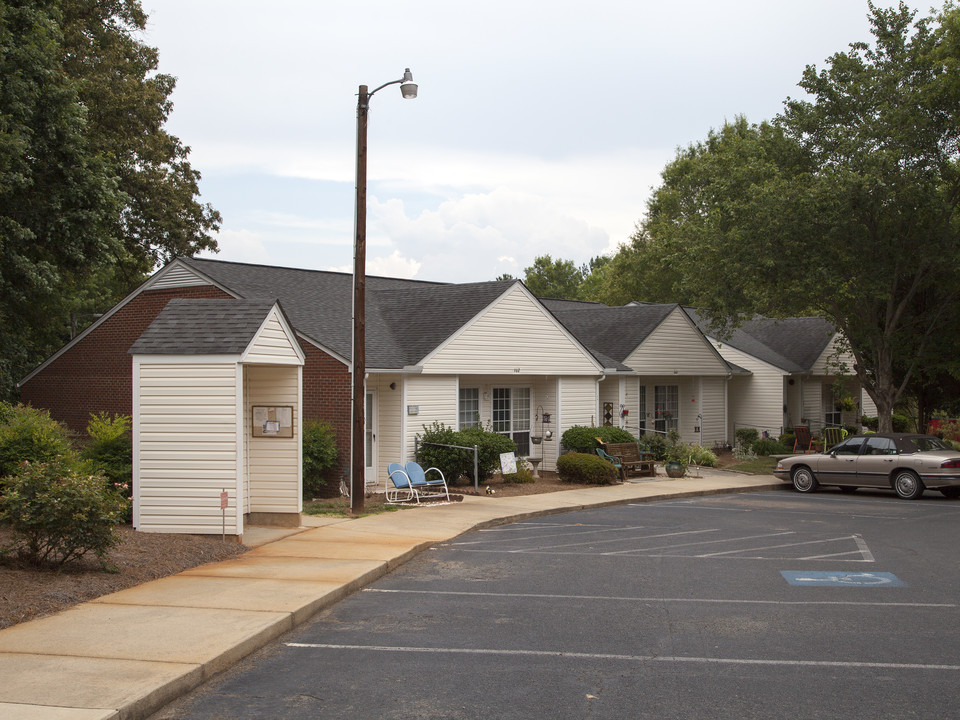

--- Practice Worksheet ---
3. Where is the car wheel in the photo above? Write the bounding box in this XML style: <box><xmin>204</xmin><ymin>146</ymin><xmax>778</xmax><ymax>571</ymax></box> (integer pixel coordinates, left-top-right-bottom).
<box><xmin>939</xmin><ymin>487</ymin><xmax>960</xmax><ymax>499</ymax></box>
<box><xmin>791</xmin><ymin>466</ymin><xmax>818</xmax><ymax>493</ymax></box>
<box><xmin>893</xmin><ymin>470</ymin><xmax>924</xmax><ymax>500</ymax></box>
<box><xmin>839</xmin><ymin>486</ymin><xmax>857</xmax><ymax>494</ymax></box>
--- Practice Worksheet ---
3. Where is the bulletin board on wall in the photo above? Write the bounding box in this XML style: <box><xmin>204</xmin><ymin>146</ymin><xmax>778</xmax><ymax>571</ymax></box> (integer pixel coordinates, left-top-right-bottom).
<box><xmin>252</xmin><ymin>406</ymin><xmax>294</xmax><ymax>438</ymax></box>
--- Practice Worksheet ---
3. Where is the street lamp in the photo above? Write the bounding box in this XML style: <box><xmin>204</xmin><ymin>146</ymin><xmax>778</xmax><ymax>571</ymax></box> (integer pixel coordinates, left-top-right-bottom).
<box><xmin>351</xmin><ymin>68</ymin><xmax>418</xmax><ymax>513</ymax></box>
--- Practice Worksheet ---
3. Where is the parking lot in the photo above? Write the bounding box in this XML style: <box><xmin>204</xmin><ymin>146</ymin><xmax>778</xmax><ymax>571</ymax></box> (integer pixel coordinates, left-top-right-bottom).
<box><xmin>151</xmin><ymin>489</ymin><xmax>960</xmax><ymax>719</ymax></box>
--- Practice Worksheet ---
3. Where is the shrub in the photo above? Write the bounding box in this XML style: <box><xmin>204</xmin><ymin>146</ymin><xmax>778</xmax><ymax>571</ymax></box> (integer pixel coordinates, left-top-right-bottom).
<box><xmin>417</xmin><ymin>422</ymin><xmax>516</xmax><ymax>485</ymax></box>
<box><xmin>556</xmin><ymin>452</ymin><xmax>619</xmax><ymax>485</ymax></box>
<box><xmin>82</xmin><ymin>413</ymin><xmax>132</xmax><ymax>485</ymax></box>
<box><xmin>860</xmin><ymin>415</ymin><xmax>911</xmax><ymax>432</ymax></box>
<box><xmin>0</xmin><ymin>403</ymin><xmax>75</xmax><ymax>478</ymax></box>
<box><xmin>560</xmin><ymin>425</ymin><xmax>636</xmax><ymax>454</ymax></box>
<box><xmin>779</xmin><ymin>431</ymin><xmax>795</xmax><ymax>450</ymax></box>
<box><xmin>735</xmin><ymin>427</ymin><xmax>760</xmax><ymax>450</ymax></box>
<box><xmin>302</xmin><ymin>420</ymin><xmax>339</xmax><ymax>499</ymax></box>
<box><xmin>752</xmin><ymin>438</ymin><xmax>790</xmax><ymax>456</ymax></box>
<box><xmin>0</xmin><ymin>460</ymin><xmax>128</xmax><ymax>567</ymax></box>
<box><xmin>502</xmin><ymin>457</ymin><xmax>536</xmax><ymax>484</ymax></box>
<box><xmin>861</xmin><ymin>415</ymin><xmax>879</xmax><ymax>431</ymax></box>
<box><xmin>643</xmin><ymin>433</ymin><xmax>668</xmax><ymax>461</ymax></box>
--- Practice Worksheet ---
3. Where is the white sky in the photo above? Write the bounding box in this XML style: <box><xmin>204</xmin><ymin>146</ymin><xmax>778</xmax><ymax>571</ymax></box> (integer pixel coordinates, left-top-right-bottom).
<box><xmin>143</xmin><ymin>0</ymin><xmax>908</xmax><ymax>284</ymax></box>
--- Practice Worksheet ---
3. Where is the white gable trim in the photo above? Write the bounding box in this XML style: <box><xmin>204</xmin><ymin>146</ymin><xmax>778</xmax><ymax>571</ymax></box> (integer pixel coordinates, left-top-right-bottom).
<box><xmin>240</xmin><ymin>305</ymin><xmax>306</xmax><ymax>366</ymax></box>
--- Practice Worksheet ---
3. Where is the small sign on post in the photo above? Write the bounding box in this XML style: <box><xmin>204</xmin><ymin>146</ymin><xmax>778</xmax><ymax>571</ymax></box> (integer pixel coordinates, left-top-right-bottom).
<box><xmin>220</xmin><ymin>490</ymin><xmax>228</xmax><ymax>540</ymax></box>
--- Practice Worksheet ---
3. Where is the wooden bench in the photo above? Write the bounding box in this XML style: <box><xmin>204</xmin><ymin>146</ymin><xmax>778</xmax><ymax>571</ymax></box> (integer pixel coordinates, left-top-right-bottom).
<box><xmin>599</xmin><ymin>441</ymin><xmax>655</xmax><ymax>480</ymax></box>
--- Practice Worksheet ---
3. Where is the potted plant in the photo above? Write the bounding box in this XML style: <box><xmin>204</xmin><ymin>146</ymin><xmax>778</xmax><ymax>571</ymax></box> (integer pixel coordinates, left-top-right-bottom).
<box><xmin>663</xmin><ymin>430</ymin><xmax>686</xmax><ymax>478</ymax></box>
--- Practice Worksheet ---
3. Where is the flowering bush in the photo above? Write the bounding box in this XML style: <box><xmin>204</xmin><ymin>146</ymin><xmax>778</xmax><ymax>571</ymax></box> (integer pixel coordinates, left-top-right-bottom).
<box><xmin>0</xmin><ymin>460</ymin><xmax>128</xmax><ymax>567</ymax></box>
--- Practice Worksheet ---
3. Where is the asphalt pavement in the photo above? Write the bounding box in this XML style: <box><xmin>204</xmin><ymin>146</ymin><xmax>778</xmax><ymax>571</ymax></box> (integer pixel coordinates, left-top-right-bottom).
<box><xmin>0</xmin><ymin>469</ymin><xmax>779</xmax><ymax>720</ymax></box>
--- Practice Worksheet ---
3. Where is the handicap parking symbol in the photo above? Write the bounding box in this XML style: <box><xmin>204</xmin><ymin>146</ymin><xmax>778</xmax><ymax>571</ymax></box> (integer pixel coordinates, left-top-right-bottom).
<box><xmin>781</xmin><ymin>570</ymin><xmax>906</xmax><ymax>587</ymax></box>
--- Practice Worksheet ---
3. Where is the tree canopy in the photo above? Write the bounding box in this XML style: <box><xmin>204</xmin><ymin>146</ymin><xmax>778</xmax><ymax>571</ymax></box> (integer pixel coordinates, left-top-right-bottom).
<box><xmin>0</xmin><ymin>0</ymin><xmax>220</xmax><ymax>397</ymax></box>
<box><xmin>610</xmin><ymin>1</ymin><xmax>960</xmax><ymax>432</ymax></box>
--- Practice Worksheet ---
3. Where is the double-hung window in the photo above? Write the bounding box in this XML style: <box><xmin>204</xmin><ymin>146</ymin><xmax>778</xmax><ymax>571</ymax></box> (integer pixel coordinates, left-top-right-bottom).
<box><xmin>493</xmin><ymin>387</ymin><xmax>531</xmax><ymax>456</ymax></box>
<box><xmin>459</xmin><ymin>388</ymin><xmax>480</xmax><ymax>429</ymax></box>
<box><xmin>654</xmin><ymin>385</ymin><xmax>679</xmax><ymax>434</ymax></box>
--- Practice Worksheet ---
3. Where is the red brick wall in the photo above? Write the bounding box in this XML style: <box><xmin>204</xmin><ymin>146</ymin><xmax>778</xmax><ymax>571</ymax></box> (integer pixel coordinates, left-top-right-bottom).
<box><xmin>301</xmin><ymin>342</ymin><xmax>352</xmax><ymax>482</ymax></box>
<box><xmin>19</xmin><ymin>285</ymin><xmax>231</xmax><ymax>432</ymax></box>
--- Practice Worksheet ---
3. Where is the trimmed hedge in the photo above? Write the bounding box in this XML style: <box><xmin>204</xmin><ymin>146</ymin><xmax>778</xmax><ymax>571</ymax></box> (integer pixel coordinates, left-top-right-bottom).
<box><xmin>561</xmin><ymin>425</ymin><xmax>636</xmax><ymax>454</ymax></box>
<box><xmin>556</xmin><ymin>452</ymin><xmax>619</xmax><ymax>485</ymax></box>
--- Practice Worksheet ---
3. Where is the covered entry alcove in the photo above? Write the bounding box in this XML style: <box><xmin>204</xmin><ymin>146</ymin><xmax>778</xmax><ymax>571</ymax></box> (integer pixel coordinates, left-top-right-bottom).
<box><xmin>130</xmin><ymin>298</ymin><xmax>305</xmax><ymax>539</ymax></box>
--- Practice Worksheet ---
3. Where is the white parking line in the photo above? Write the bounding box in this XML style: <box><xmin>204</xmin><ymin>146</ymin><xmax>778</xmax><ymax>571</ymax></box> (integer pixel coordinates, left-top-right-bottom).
<box><xmin>285</xmin><ymin>641</ymin><xmax>960</xmax><ymax>671</ymax></box>
<box><xmin>696</xmin><ymin>535</ymin><xmax>870</xmax><ymax>559</ymax></box>
<box><xmin>364</xmin><ymin>588</ymin><xmax>956</xmax><ymax>608</ymax></box>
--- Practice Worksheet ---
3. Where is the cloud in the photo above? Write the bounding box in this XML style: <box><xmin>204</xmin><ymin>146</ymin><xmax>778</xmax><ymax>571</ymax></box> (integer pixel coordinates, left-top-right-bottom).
<box><xmin>365</xmin><ymin>188</ymin><xmax>610</xmax><ymax>282</ymax></box>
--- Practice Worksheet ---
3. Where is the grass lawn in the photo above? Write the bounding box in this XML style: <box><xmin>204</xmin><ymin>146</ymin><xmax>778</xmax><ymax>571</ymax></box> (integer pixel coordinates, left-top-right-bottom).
<box><xmin>727</xmin><ymin>456</ymin><xmax>779</xmax><ymax>475</ymax></box>
<box><xmin>303</xmin><ymin>495</ymin><xmax>407</xmax><ymax>519</ymax></box>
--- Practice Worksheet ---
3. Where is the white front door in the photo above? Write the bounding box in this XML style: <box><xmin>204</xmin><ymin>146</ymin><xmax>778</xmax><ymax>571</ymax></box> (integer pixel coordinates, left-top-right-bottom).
<box><xmin>364</xmin><ymin>390</ymin><xmax>378</xmax><ymax>488</ymax></box>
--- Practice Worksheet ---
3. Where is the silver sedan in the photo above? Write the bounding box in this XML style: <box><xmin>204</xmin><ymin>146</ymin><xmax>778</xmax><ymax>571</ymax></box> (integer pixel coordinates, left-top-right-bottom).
<box><xmin>774</xmin><ymin>433</ymin><xmax>960</xmax><ymax>499</ymax></box>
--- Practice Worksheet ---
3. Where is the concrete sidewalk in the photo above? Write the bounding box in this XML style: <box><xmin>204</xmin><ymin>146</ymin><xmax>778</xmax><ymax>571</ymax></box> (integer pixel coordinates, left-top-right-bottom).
<box><xmin>0</xmin><ymin>470</ymin><xmax>781</xmax><ymax>720</ymax></box>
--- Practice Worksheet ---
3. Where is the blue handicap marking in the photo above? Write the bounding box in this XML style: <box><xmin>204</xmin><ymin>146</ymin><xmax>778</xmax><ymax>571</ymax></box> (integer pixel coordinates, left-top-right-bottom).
<box><xmin>781</xmin><ymin>571</ymin><xmax>906</xmax><ymax>587</ymax></box>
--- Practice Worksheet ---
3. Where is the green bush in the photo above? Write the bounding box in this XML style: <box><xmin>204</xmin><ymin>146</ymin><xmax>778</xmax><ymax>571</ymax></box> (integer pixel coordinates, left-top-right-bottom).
<box><xmin>82</xmin><ymin>412</ymin><xmax>132</xmax><ymax>485</ymax></box>
<box><xmin>0</xmin><ymin>460</ymin><xmax>128</xmax><ymax>567</ymax></box>
<box><xmin>735</xmin><ymin>427</ymin><xmax>760</xmax><ymax>450</ymax></box>
<box><xmin>643</xmin><ymin>433</ymin><xmax>668</xmax><ymax>461</ymax></box>
<box><xmin>302</xmin><ymin>420</ymin><xmax>339</xmax><ymax>499</ymax></box>
<box><xmin>861</xmin><ymin>415</ymin><xmax>911</xmax><ymax>432</ymax></box>
<box><xmin>417</xmin><ymin>422</ymin><xmax>516</xmax><ymax>485</ymax></box>
<box><xmin>752</xmin><ymin>438</ymin><xmax>790</xmax><ymax>456</ymax></box>
<box><xmin>502</xmin><ymin>457</ymin><xmax>536</xmax><ymax>484</ymax></box>
<box><xmin>779</xmin><ymin>431</ymin><xmax>796</xmax><ymax>450</ymax></box>
<box><xmin>556</xmin><ymin>452</ymin><xmax>619</xmax><ymax>485</ymax></box>
<box><xmin>560</xmin><ymin>425</ymin><xmax>636</xmax><ymax>454</ymax></box>
<box><xmin>0</xmin><ymin>403</ymin><xmax>75</xmax><ymax>478</ymax></box>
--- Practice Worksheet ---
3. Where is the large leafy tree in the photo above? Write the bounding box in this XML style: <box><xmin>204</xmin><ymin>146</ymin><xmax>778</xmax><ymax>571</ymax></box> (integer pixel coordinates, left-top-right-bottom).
<box><xmin>630</xmin><ymin>2</ymin><xmax>960</xmax><ymax>432</ymax></box>
<box><xmin>0</xmin><ymin>0</ymin><xmax>220</xmax><ymax>397</ymax></box>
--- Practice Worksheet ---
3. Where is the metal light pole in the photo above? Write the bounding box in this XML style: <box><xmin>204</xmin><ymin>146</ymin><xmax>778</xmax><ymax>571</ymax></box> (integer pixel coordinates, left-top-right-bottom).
<box><xmin>351</xmin><ymin>68</ymin><xmax>417</xmax><ymax>512</ymax></box>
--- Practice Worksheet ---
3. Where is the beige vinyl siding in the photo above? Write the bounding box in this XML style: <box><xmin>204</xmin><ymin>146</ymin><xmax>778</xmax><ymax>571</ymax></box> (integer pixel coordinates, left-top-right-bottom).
<box><xmin>801</xmin><ymin>380</ymin><xmax>823</xmax><ymax>431</ymax></box>
<box><xmin>698</xmin><ymin>377</ymin><xmax>727</xmax><ymax>446</ymax></box>
<box><xmin>598</xmin><ymin>377</ymin><xmax>619</xmax><ymax>427</ymax></box>
<box><xmin>372</xmin><ymin>374</ymin><xmax>403</xmax><ymax>490</ymax></box>
<box><xmin>714</xmin><ymin>343</ymin><xmax>785</xmax><ymax>439</ymax></box>
<box><xmin>809</xmin><ymin>334</ymin><xmax>849</xmax><ymax>375</ymax></box>
<box><xmin>404</xmin><ymin>375</ymin><xmax>458</xmax><ymax>461</ymax></box>
<box><xmin>423</xmin><ymin>286</ymin><xmax>599</xmax><ymax>376</ymax></box>
<box><xmin>136</xmin><ymin>362</ymin><xmax>239</xmax><ymax>534</ymax></box>
<box><xmin>243</xmin><ymin>365</ymin><xmax>300</xmax><ymax>514</ymax></box>
<box><xmin>627</xmin><ymin>308</ymin><xmax>729</xmax><ymax>376</ymax></box>
<box><xmin>242</xmin><ymin>310</ymin><xmax>302</xmax><ymax>365</ymax></box>
<box><xmin>149</xmin><ymin>263</ymin><xmax>212</xmax><ymax>289</ymax></box>
<box><xmin>623</xmin><ymin>377</ymin><xmax>640</xmax><ymax>433</ymax></box>
<box><xmin>861</xmin><ymin>391</ymin><xmax>878</xmax><ymax>418</ymax></box>
<box><xmin>558</xmin><ymin>376</ymin><xmax>599</xmax><ymax>438</ymax></box>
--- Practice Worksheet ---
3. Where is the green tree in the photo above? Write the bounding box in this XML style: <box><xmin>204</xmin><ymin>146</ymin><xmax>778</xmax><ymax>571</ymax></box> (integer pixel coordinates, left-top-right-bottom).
<box><xmin>632</xmin><ymin>2</ymin><xmax>960</xmax><ymax>433</ymax></box>
<box><xmin>0</xmin><ymin>0</ymin><xmax>220</xmax><ymax>397</ymax></box>
<box><xmin>522</xmin><ymin>255</ymin><xmax>585</xmax><ymax>299</ymax></box>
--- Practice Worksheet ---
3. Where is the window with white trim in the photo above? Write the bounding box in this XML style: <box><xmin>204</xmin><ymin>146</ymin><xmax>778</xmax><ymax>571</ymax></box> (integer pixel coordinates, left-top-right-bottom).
<box><xmin>459</xmin><ymin>388</ymin><xmax>480</xmax><ymax>429</ymax></box>
<box><xmin>493</xmin><ymin>387</ymin><xmax>531</xmax><ymax>455</ymax></box>
<box><xmin>654</xmin><ymin>385</ymin><xmax>679</xmax><ymax>434</ymax></box>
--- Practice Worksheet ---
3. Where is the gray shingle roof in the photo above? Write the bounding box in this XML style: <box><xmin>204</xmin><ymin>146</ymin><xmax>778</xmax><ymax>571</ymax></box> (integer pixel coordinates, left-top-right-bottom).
<box><xmin>543</xmin><ymin>299</ymin><xmax>678</xmax><ymax>364</ymax></box>
<box><xmin>176</xmin><ymin>258</ymin><xmax>521</xmax><ymax>368</ymax></box>
<box><xmin>686</xmin><ymin>308</ymin><xmax>836</xmax><ymax>372</ymax></box>
<box><xmin>130</xmin><ymin>298</ymin><xmax>284</xmax><ymax>355</ymax></box>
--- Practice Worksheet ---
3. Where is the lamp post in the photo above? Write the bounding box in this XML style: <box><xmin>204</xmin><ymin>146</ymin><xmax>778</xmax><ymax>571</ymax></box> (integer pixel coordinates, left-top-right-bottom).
<box><xmin>351</xmin><ymin>68</ymin><xmax>418</xmax><ymax>513</ymax></box>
